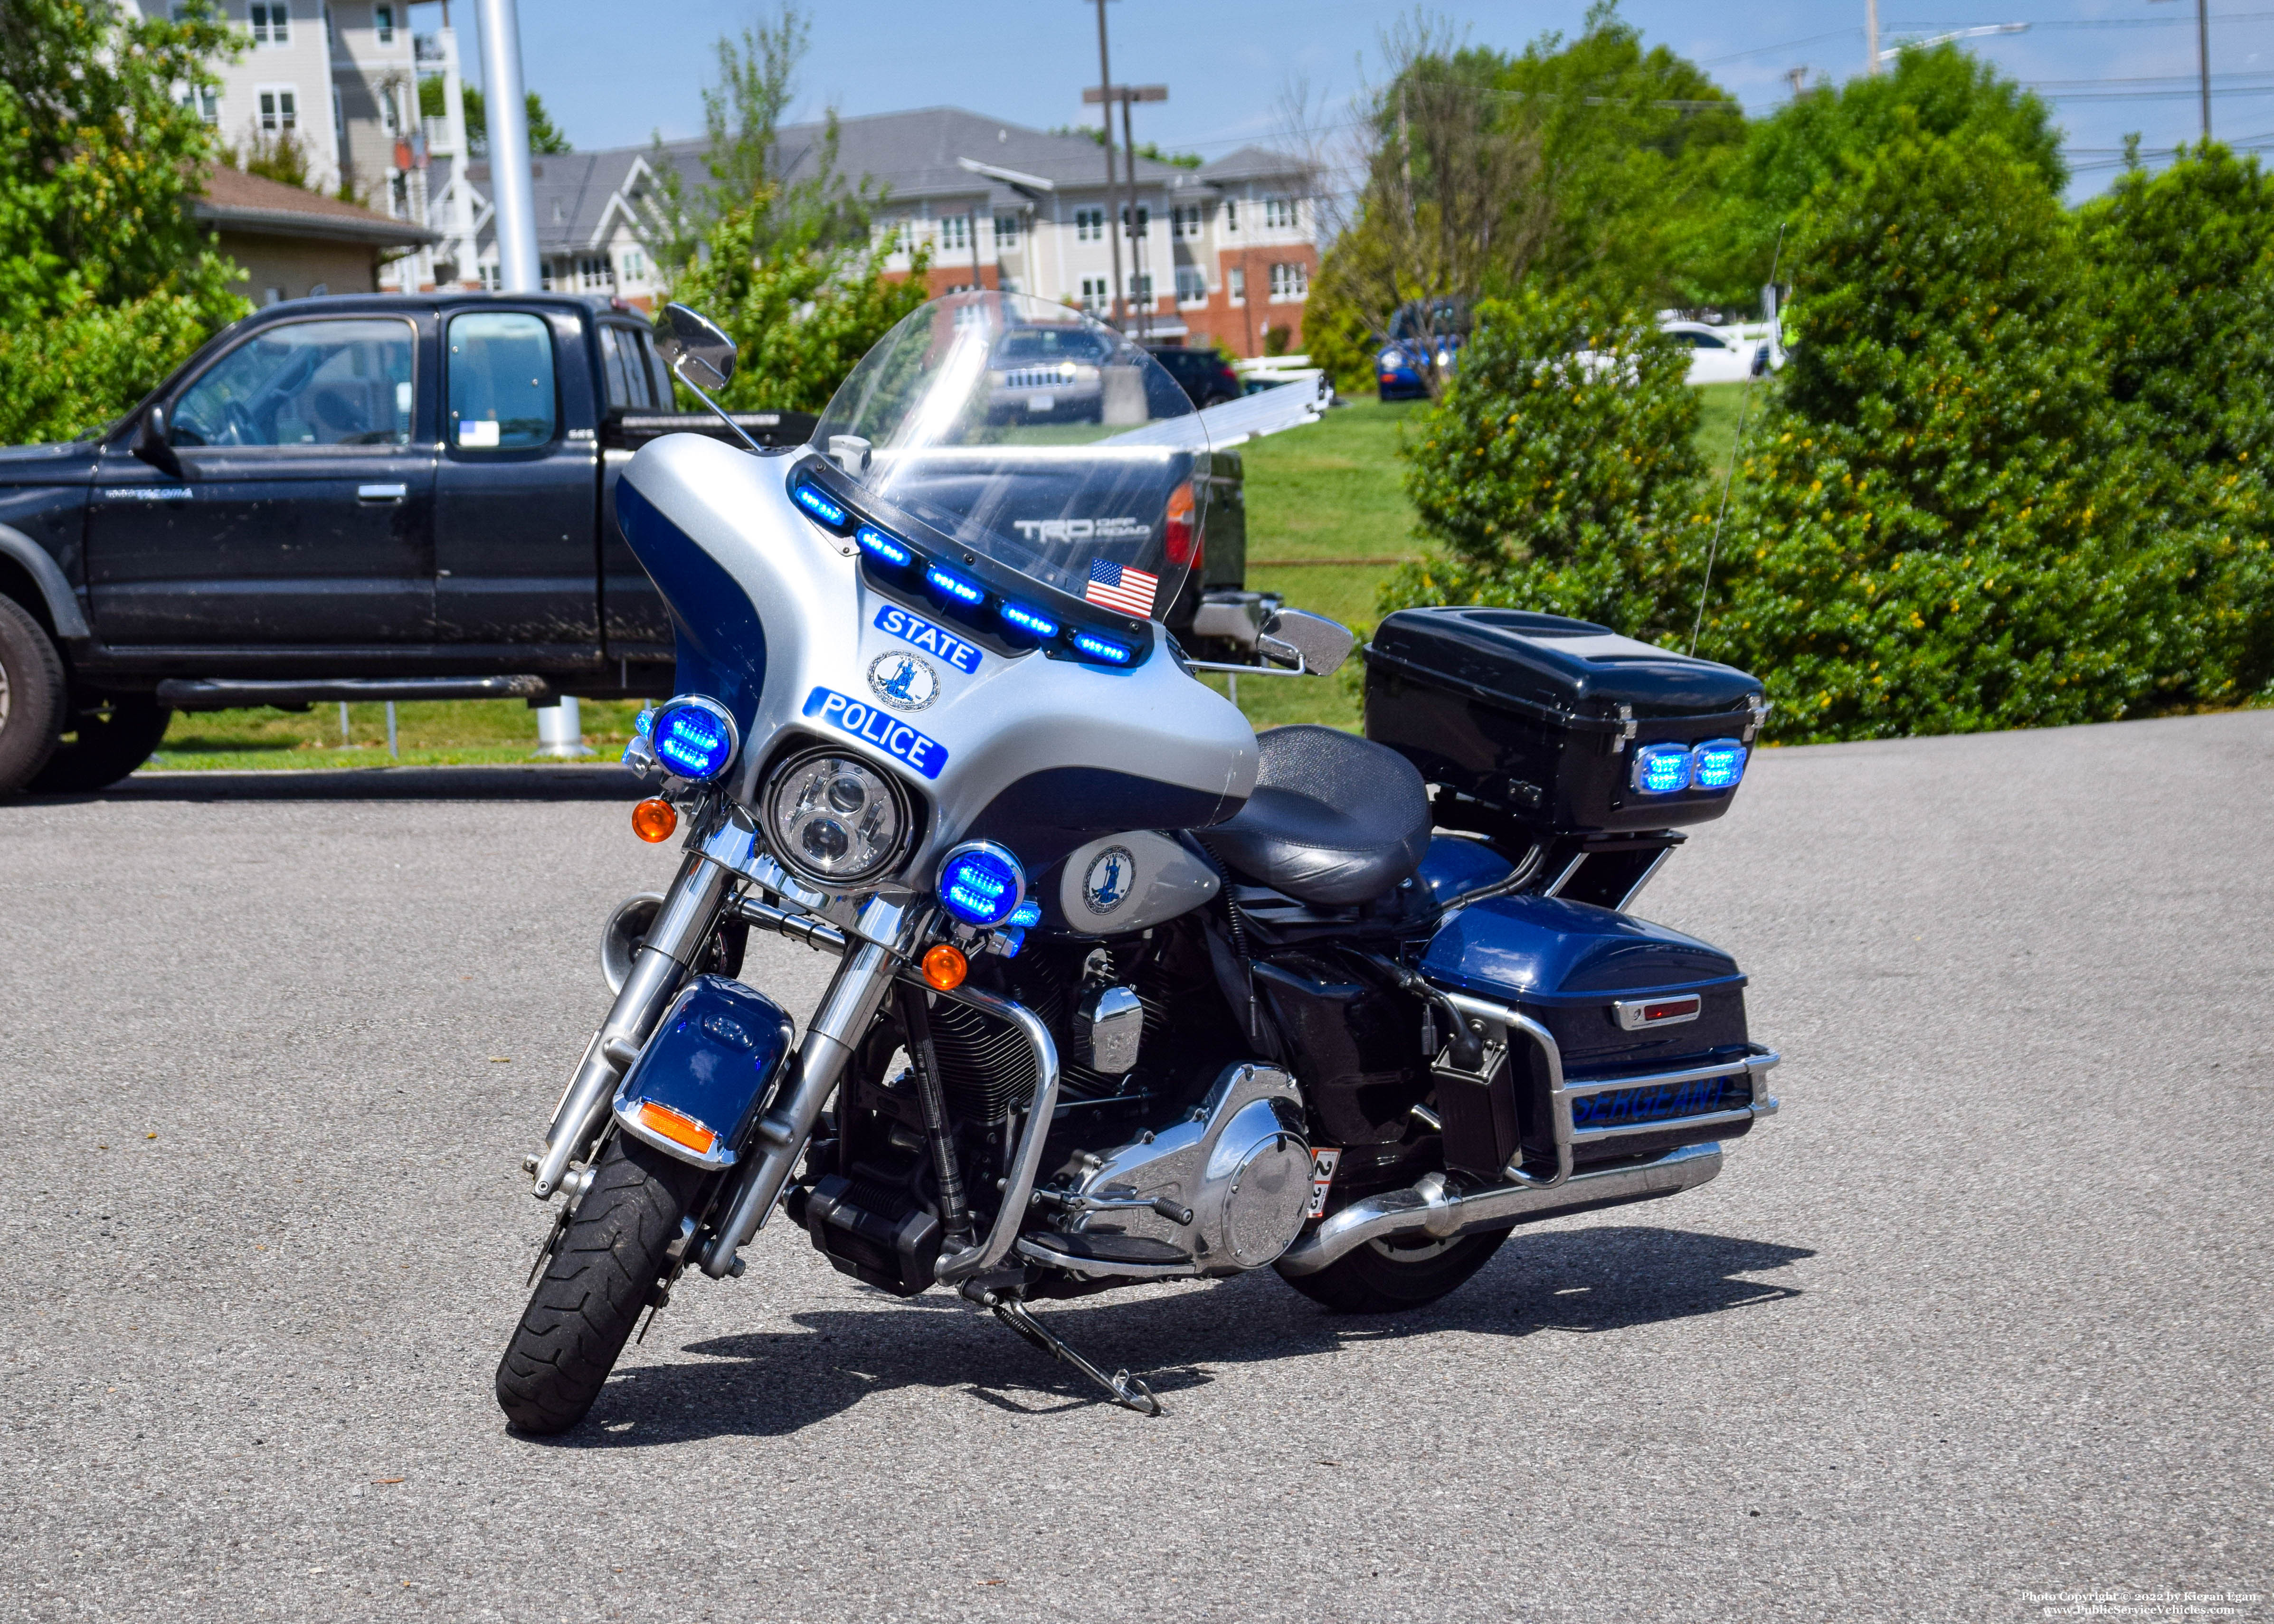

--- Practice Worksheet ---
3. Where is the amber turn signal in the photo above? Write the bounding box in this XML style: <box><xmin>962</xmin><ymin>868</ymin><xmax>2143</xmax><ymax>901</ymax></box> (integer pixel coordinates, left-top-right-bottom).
<box><xmin>631</xmin><ymin>798</ymin><xmax>678</xmax><ymax>842</ymax></box>
<box><xmin>635</xmin><ymin>1099</ymin><xmax>717</xmax><ymax>1156</ymax></box>
<box><xmin>921</xmin><ymin>944</ymin><xmax>968</xmax><ymax>991</ymax></box>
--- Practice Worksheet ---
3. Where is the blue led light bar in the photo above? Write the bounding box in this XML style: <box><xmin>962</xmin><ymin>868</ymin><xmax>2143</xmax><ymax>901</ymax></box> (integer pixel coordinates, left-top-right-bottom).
<box><xmin>937</xmin><ymin>840</ymin><xmax>1025</xmax><ymax>928</ymax></box>
<box><xmin>1070</xmin><ymin>629</ymin><xmax>1132</xmax><ymax>666</ymax></box>
<box><xmin>999</xmin><ymin>600</ymin><xmax>1060</xmax><ymax>640</ymax></box>
<box><xmin>925</xmin><ymin>562</ymin><xmax>986</xmax><ymax>607</ymax></box>
<box><xmin>651</xmin><ymin>696</ymin><xmax>739</xmax><ymax>782</ymax></box>
<box><xmin>1691</xmin><ymin>737</ymin><xmax>1749</xmax><ymax>792</ymax></box>
<box><xmin>1632</xmin><ymin>742</ymin><xmax>1694</xmax><ymax>795</ymax></box>
<box><xmin>793</xmin><ymin>482</ymin><xmax>848</xmax><ymax>529</ymax></box>
<box><xmin>1007</xmin><ymin>899</ymin><xmax>1042</xmax><ymax>929</ymax></box>
<box><xmin>856</xmin><ymin>525</ymin><xmax>913</xmax><ymax>567</ymax></box>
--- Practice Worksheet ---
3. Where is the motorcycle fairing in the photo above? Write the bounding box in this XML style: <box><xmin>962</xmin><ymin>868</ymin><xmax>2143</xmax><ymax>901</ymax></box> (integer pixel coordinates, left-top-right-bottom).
<box><xmin>616</xmin><ymin>432</ymin><xmax>1259</xmax><ymax>885</ymax></box>
<box><xmin>612</xmin><ymin>975</ymin><xmax>798</xmax><ymax>1170</ymax></box>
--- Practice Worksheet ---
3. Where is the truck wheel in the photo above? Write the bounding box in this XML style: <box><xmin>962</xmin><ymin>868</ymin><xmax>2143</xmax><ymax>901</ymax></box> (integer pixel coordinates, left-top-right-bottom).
<box><xmin>1276</xmin><ymin>1225</ymin><xmax>1514</xmax><ymax>1314</ymax></box>
<box><xmin>0</xmin><ymin>595</ymin><xmax>66</xmax><ymax>797</ymax></box>
<box><xmin>28</xmin><ymin>694</ymin><xmax>172</xmax><ymax>794</ymax></box>
<box><xmin>495</xmin><ymin>1135</ymin><xmax>704</xmax><ymax>1435</ymax></box>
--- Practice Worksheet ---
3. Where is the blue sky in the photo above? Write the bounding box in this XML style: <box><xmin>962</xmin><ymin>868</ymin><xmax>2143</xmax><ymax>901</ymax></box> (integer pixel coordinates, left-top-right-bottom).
<box><xmin>416</xmin><ymin>0</ymin><xmax>2273</xmax><ymax>199</ymax></box>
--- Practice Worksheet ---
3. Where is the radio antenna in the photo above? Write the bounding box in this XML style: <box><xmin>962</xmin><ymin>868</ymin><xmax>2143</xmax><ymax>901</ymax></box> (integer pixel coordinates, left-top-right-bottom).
<box><xmin>1689</xmin><ymin>225</ymin><xmax>1785</xmax><ymax>658</ymax></box>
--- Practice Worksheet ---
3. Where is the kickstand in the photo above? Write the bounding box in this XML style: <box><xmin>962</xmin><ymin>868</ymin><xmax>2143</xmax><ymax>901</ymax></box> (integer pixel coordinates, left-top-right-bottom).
<box><xmin>976</xmin><ymin>1290</ymin><xmax>1162</xmax><ymax>1416</ymax></box>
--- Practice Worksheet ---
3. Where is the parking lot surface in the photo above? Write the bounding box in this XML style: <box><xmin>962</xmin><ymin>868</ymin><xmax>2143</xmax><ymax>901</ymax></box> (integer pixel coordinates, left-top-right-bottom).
<box><xmin>1</xmin><ymin>717</ymin><xmax>2268</xmax><ymax>1622</ymax></box>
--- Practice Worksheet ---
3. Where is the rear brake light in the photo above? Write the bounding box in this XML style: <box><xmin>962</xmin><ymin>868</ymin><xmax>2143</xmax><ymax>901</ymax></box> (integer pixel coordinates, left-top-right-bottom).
<box><xmin>1612</xmin><ymin>994</ymin><xmax>1703</xmax><ymax>1031</ymax></box>
<box><xmin>1164</xmin><ymin>481</ymin><xmax>1199</xmax><ymax>568</ymax></box>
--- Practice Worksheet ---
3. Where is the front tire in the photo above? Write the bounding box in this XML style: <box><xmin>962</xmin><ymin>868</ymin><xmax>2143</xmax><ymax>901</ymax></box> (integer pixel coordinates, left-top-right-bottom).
<box><xmin>495</xmin><ymin>1135</ymin><xmax>704</xmax><ymax>1435</ymax></box>
<box><xmin>0</xmin><ymin>595</ymin><xmax>66</xmax><ymax>797</ymax></box>
<box><xmin>28</xmin><ymin>692</ymin><xmax>171</xmax><ymax>794</ymax></box>
<box><xmin>1277</xmin><ymin>1224</ymin><xmax>1513</xmax><ymax>1314</ymax></box>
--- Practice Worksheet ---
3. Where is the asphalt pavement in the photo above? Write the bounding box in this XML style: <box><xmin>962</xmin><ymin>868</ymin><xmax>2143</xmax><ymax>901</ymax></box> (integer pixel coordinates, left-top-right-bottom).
<box><xmin>1</xmin><ymin>716</ymin><xmax>2268</xmax><ymax>1623</ymax></box>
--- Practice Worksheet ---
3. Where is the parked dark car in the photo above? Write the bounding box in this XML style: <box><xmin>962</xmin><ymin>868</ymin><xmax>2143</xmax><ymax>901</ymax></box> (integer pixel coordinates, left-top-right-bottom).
<box><xmin>0</xmin><ymin>292</ymin><xmax>1258</xmax><ymax>796</ymax></box>
<box><xmin>1376</xmin><ymin>297</ymin><xmax>1472</xmax><ymax>401</ymax></box>
<box><xmin>1143</xmin><ymin>343</ymin><xmax>1243</xmax><ymax>409</ymax></box>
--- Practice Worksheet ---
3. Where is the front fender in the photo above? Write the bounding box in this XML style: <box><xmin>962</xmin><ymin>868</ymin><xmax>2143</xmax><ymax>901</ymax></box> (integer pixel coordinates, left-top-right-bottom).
<box><xmin>612</xmin><ymin>976</ymin><xmax>796</xmax><ymax>1170</ymax></box>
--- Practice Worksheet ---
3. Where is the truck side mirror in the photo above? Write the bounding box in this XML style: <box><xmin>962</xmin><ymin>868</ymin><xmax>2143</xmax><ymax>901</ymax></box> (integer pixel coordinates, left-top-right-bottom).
<box><xmin>656</xmin><ymin>302</ymin><xmax>737</xmax><ymax>392</ymax></box>
<box><xmin>130</xmin><ymin>404</ymin><xmax>186</xmax><ymax>480</ymax></box>
<box><xmin>1258</xmin><ymin>608</ymin><xmax>1355</xmax><ymax>676</ymax></box>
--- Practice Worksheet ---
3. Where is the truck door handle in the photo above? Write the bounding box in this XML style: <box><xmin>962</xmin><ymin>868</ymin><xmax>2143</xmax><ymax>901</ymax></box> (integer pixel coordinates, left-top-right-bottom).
<box><xmin>358</xmin><ymin>483</ymin><xmax>408</xmax><ymax>503</ymax></box>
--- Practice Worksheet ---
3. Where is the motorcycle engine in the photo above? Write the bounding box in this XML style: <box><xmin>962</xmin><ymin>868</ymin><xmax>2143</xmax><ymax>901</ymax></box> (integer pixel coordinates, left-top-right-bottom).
<box><xmin>1018</xmin><ymin>1062</ymin><xmax>1312</xmax><ymax>1279</ymax></box>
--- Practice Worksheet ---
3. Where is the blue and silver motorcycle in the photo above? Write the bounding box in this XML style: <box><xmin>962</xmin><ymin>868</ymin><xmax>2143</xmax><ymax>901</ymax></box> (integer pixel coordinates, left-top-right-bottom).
<box><xmin>495</xmin><ymin>293</ymin><xmax>1781</xmax><ymax>1432</ymax></box>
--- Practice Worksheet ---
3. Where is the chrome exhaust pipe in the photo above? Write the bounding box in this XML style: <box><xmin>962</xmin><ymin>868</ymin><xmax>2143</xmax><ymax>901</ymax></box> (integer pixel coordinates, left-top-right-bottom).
<box><xmin>1273</xmin><ymin>1142</ymin><xmax>1725</xmax><ymax>1277</ymax></box>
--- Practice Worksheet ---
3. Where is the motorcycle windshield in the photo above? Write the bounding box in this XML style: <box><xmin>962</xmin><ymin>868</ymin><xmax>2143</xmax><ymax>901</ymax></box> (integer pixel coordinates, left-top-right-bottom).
<box><xmin>811</xmin><ymin>292</ymin><xmax>1211</xmax><ymax>623</ymax></box>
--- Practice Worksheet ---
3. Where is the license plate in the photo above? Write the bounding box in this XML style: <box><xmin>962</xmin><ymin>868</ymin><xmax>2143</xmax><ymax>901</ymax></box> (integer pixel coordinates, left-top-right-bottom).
<box><xmin>1306</xmin><ymin>1148</ymin><xmax>1341</xmax><ymax>1219</ymax></box>
<box><xmin>1026</xmin><ymin>394</ymin><xmax>1055</xmax><ymax>412</ymax></box>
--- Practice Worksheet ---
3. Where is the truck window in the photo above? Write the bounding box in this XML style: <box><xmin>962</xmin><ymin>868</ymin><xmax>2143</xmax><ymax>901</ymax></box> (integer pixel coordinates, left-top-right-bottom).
<box><xmin>447</xmin><ymin>311</ymin><xmax>558</xmax><ymax>450</ymax></box>
<box><xmin>599</xmin><ymin>323</ymin><xmax>667</xmax><ymax>413</ymax></box>
<box><xmin>171</xmin><ymin>319</ymin><xmax>414</xmax><ymax>448</ymax></box>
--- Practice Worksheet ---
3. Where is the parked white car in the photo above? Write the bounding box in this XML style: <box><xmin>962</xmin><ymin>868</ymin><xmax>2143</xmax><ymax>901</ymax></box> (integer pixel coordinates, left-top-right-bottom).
<box><xmin>1660</xmin><ymin>321</ymin><xmax>1763</xmax><ymax>386</ymax></box>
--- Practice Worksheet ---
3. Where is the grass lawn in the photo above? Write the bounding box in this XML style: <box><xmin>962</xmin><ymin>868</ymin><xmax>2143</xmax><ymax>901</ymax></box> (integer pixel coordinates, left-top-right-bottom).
<box><xmin>150</xmin><ymin>383</ymin><xmax>1771</xmax><ymax>767</ymax></box>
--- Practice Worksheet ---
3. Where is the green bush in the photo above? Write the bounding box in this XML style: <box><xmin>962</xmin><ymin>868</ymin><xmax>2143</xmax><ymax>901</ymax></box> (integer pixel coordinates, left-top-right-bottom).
<box><xmin>1382</xmin><ymin>288</ymin><xmax>1709</xmax><ymax>637</ymax></box>
<box><xmin>1704</xmin><ymin>125</ymin><xmax>2193</xmax><ymax>741</ymax></box>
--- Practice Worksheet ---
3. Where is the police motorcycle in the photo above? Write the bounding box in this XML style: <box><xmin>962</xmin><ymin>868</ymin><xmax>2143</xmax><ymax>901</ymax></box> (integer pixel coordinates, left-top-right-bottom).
<box><xmin>494</xmin><ymin>292</ymin><xmax>1781</xmax><ymax>1433</ymax></box>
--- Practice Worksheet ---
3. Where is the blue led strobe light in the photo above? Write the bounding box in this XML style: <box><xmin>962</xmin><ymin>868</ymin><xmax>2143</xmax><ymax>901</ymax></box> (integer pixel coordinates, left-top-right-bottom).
<box><xmin>793</xmin><ymin>482</ymin><xmax>848</xmax><ymax>528</ymax></box>
<box><xmin>1007</xmin><ymin>899</ymin><xmax>1042</xmax><ymax>929</ymax></box>
<box><xmin>1632</xmin><ymin>742</ymin><xmax>1694</xmax><ymax>796</ymax></box>
<box><xmin>1691</xmin><ymin>737</ymin><xmax>1748</xmax><ymax>792</ymax></box>
<box><xmin>856</xmin><ymin>525</ymin><xmax>913</xmax><ymax>567</ymax></box>
<box><xmin>652</xmin><ymin>697</ymin><xmax>739</xmax><ymax>782</ymax></box>
<box><xmin>999</xmin><ymin>601</ymin><xmax>1060</xmax><ymax>640</ymax></box>
<box><xmin>926</xmin><ymin>562</ymin><xmax>986</xmax><ymax>607</ymax></box>
<box><xmin>937</xmin><ymin>841</ymin><xmax>1026</xmax><ymax>928</ymax></box>
<box><xmin>1070</xmin><ymin>629</ymin><xmax>1132</xmax><ymax>666</ymax></box>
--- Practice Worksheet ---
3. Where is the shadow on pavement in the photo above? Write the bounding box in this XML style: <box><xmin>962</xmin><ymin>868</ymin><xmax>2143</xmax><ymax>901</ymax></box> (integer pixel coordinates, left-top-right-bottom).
<box><xmin>536</xmin><ymin>1225</ymin><xmax>1813</xmax><ymax>1446</ymax></box>
<box><xmin>36</xmin><ymin>764</ymin><xmax>645</xmax><ymax>803</ymax></box>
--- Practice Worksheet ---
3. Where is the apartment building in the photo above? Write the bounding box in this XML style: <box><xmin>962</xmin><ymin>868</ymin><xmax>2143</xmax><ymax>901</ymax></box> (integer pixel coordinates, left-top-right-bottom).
<box><xmin>460</xmin><ymin>108</ymin><xmax>1320</xmax><ymax>357</ymax></box>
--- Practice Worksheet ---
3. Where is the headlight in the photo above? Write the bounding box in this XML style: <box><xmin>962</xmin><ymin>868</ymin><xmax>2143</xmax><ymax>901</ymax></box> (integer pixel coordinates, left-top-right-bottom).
<box><xmin>937</xmin><ymin>840</ymin><xmax>1025</xmax><ymax>928</ymax></box>
<box><xmin>651</xmin><ymin>695</ymin><xmax>739</xmax><ymax>782</ymax></box>
<box><xmin>763</xmin><ymin>749</ymin><xmax>912</xmax><ymax>886</ymax></box>
<box><xmin>1379</xmin><ymin>349</ymin><xmax>1401</xmax><ymax>367</ymax></box>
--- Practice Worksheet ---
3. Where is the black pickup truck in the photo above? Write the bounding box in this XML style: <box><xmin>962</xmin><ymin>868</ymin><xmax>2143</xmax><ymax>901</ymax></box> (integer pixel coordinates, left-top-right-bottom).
<box><xmin>0</xmin><ymin>292</ymin><xmax>1252</xmax><ymax>795</ymax></box>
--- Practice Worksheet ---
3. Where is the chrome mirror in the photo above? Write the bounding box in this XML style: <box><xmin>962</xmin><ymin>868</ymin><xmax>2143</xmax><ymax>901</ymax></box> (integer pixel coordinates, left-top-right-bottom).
<box><xmin>1258</xmin><ymin>609</ymin><xmax>1355</xmax><ymax>676</ymax></box>
<box><xmin>656</xmin><ymin>302</ymin><xmax>737</xmax><ymax>391</ymax></box>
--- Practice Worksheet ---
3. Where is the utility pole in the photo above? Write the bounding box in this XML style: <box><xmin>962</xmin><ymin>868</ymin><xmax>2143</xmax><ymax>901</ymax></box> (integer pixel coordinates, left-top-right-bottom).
<box><xmin>476</xmin><ymin>0</ymin><xmax>586</xmax><ymax>758</ymax></box>
<box><xmin>1865</xmin><ymin>0</ymin><xmax>1880</xmax><ymax>75</ymax></box>
<box><xmin>1120</xmin><ymin>91</ymin><xmax>1144</xmax><ymax>337</ymax></box>
<box><xmin>1089</xmin><ymin>0</ymin><xmax>1125</xmax><ymax>328</ymax></box>
<box><xmin>2198</xmin><ymin>0</ymin><xmax>2212</xmax><ymax>139</ymax></box>
<box><xmin>1085</xmin><ymin>82</ymin><xmax>1166</xmax><ymax>338</ymax></box>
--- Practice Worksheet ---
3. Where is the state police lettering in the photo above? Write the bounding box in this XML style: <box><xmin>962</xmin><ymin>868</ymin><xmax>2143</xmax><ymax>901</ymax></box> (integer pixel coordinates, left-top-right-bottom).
<box><xmin>801</xmin><ymin>687</ymin><xmax>950</xmax><ymax>779</ymax></box>
<box><xmin>873</xmin><ymin>604</ymin><xmax>982</xmax><ymax>674</ymax></box>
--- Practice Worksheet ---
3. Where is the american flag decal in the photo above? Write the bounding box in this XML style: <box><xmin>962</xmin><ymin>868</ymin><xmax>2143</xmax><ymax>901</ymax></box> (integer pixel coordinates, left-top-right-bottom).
<box><xmin>1085</xmin><ymin>558</ymin><xmax>1161</xmax><ymax>617</ymax></box>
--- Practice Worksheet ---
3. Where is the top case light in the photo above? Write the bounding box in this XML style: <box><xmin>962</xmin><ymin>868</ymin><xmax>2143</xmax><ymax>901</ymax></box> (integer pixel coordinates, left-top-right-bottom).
<box><xmin>1691</xmin><ymin>738</ymin><xmax>1749</xmax><ymax>792</ymax></box>
<box><xmin>652</xmin><ymin>698</ymin><xmax>738</xmax><ymax>782</ymax></box>
<box><xmin>1632</xmin><ymin>742</ymin><xmax>1694</xmax><ymax>795</ymax></box>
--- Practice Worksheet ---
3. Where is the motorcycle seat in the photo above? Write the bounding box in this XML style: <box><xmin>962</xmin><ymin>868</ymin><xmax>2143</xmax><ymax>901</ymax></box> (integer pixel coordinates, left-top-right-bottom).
<box><xmin>1204</xmin><ymin>725</ymin><xmax>1433</xmax><ymax>906</ymax></box>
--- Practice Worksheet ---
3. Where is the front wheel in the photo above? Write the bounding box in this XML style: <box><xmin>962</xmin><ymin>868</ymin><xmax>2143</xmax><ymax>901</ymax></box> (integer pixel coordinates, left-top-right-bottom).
<box><xmin>1276</xmin><ymin>1224</ymin><xmax>1514</xmax><ymax>1314</ymax></box>
<box><xmin>495</xmin><ymin>1135</ymin><xmax>704</xmax><ymax>1435</ymax></box>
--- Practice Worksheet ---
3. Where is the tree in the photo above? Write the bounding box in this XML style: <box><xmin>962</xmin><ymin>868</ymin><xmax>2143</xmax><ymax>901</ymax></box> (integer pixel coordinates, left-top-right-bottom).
<box><xmin>1699</xmin><ymin>43</ymin><xmax>2065</xmax><ymax>302</ymax></box>
<box><xmin>445</xmin><ymin>84</ymin><xmax>572</xmax><ymax>157</ymax></box>
<box><xmin>1705</xmin><ymin>123</ymin><xmax>2188</xmax><ymax>740</ymax></box>
<box><xmin>0</xmin><ymin>0</ymin><xmax>247</xmax><ymax>443</ymax></box>
<box><xmin>2076</xmin><ymin>141</ymin><xmax>2274</xmax><ymax>704</ymax></box>
<box><xmin>1382</xmin><ymin>288</ymin><xmax>1709</xmax><ymax>634</ymax></box>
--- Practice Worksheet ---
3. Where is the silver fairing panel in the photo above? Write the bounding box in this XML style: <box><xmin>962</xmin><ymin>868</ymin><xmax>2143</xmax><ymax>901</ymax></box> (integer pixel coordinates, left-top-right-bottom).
<box><xmin>618</xmin><ymin>433</ymin><xmax>1258</xmax><ymax>884</ymax></box>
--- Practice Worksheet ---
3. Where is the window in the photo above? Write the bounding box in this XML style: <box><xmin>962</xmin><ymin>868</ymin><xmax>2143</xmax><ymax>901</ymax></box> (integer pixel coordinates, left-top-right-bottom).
<box><xmin>1074</xmin><ymin>207</ymin><xmax>1104</xmax><ymax>242</ymax></box>
<box><xmin>576</xmin><ymin>255</ymin><xmax>613</xmax><ymax>291</ymax></box>
<box><xmin>1228</xmin><ymin>267</ymin><xmax>1245</xmax><ymax>305</ymax></box>
<box><xmin>1129</xmin><ymin>273</ymin><xmax>1153</xmax><ymax>306</ymax></box>
<box><xmin>257</xmin><ymin>88</ymin><xmax>298</xmax><ymax>132</ymax></box>
<box><xmin>1223</xmin><ymin>199</ymin><xmax>1238</xmax><ymax>232</ymax></box>
<box><xmin>448</xmin><ymin>311</ymin><xmax>557</xmax><ymax>450</ymax></box>
<box><xmin>1175</xmin><ymin>266</ymin><xmax>1207</xmax><ymax>305</ymax></box>
<box><xmin>170</xmin><ymin>319</ymin><xmax>414</xmax><ymax>448</ymax></box>
<box><xmin>1264</xmin><ymin>197</ymin><xmax>1298</xmax><ymax>231</ymax></box>
<box><xmin>619</xmin><ymin>247</ymin><xmax>646</xmax><ymax>285</ymax></box>
<box><xmin>939</xmin><ymin>214</ymin><xmax>970</xmax><ymax>253</ymax></box>
<box><xmin>1172</xmin><ymin>205</ymin><xmax>1204</xmax><ymax>239</ymax></box>
<box><xmin>477</xmin><ymin>263</ymin><xmax>501</xmax><ymax>291</ymax></box>
<box><xmin>1120</xmin><ymin>204</ymin><xmax>1150</xmax><ymax>239</ymax></box>
<box><xmin>1079</xmin><ymin>276</ymin><xmax>1109</xmax><ymax>314</ymax></box>
<box><xmin>1269</xmin><ymin>262</ymin><xmax>1308</xmax><ymax>302</ymax></box>
<box><xmin>180</xmin><ymin>83</ymin><xmax>220</xmax><ymax>124</ymax></box>
<box><xmin>598</xmin><ymin>325</ymin><xmax>671</xmax><ymax>413</ymax></box>
<box><xmin>374</xmin><ymin>3</ymin><xmax>393</xmax><ymax>42</ymax></box>
<box><xmin>250</xmin><ymin>2</ymin><xmax>290</xmax><ymax>45</ymax></box>
<box><xmin>994</xmin><ymin>214</ymin><xmax>1020</xmax><ymax>248</ymax></box>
